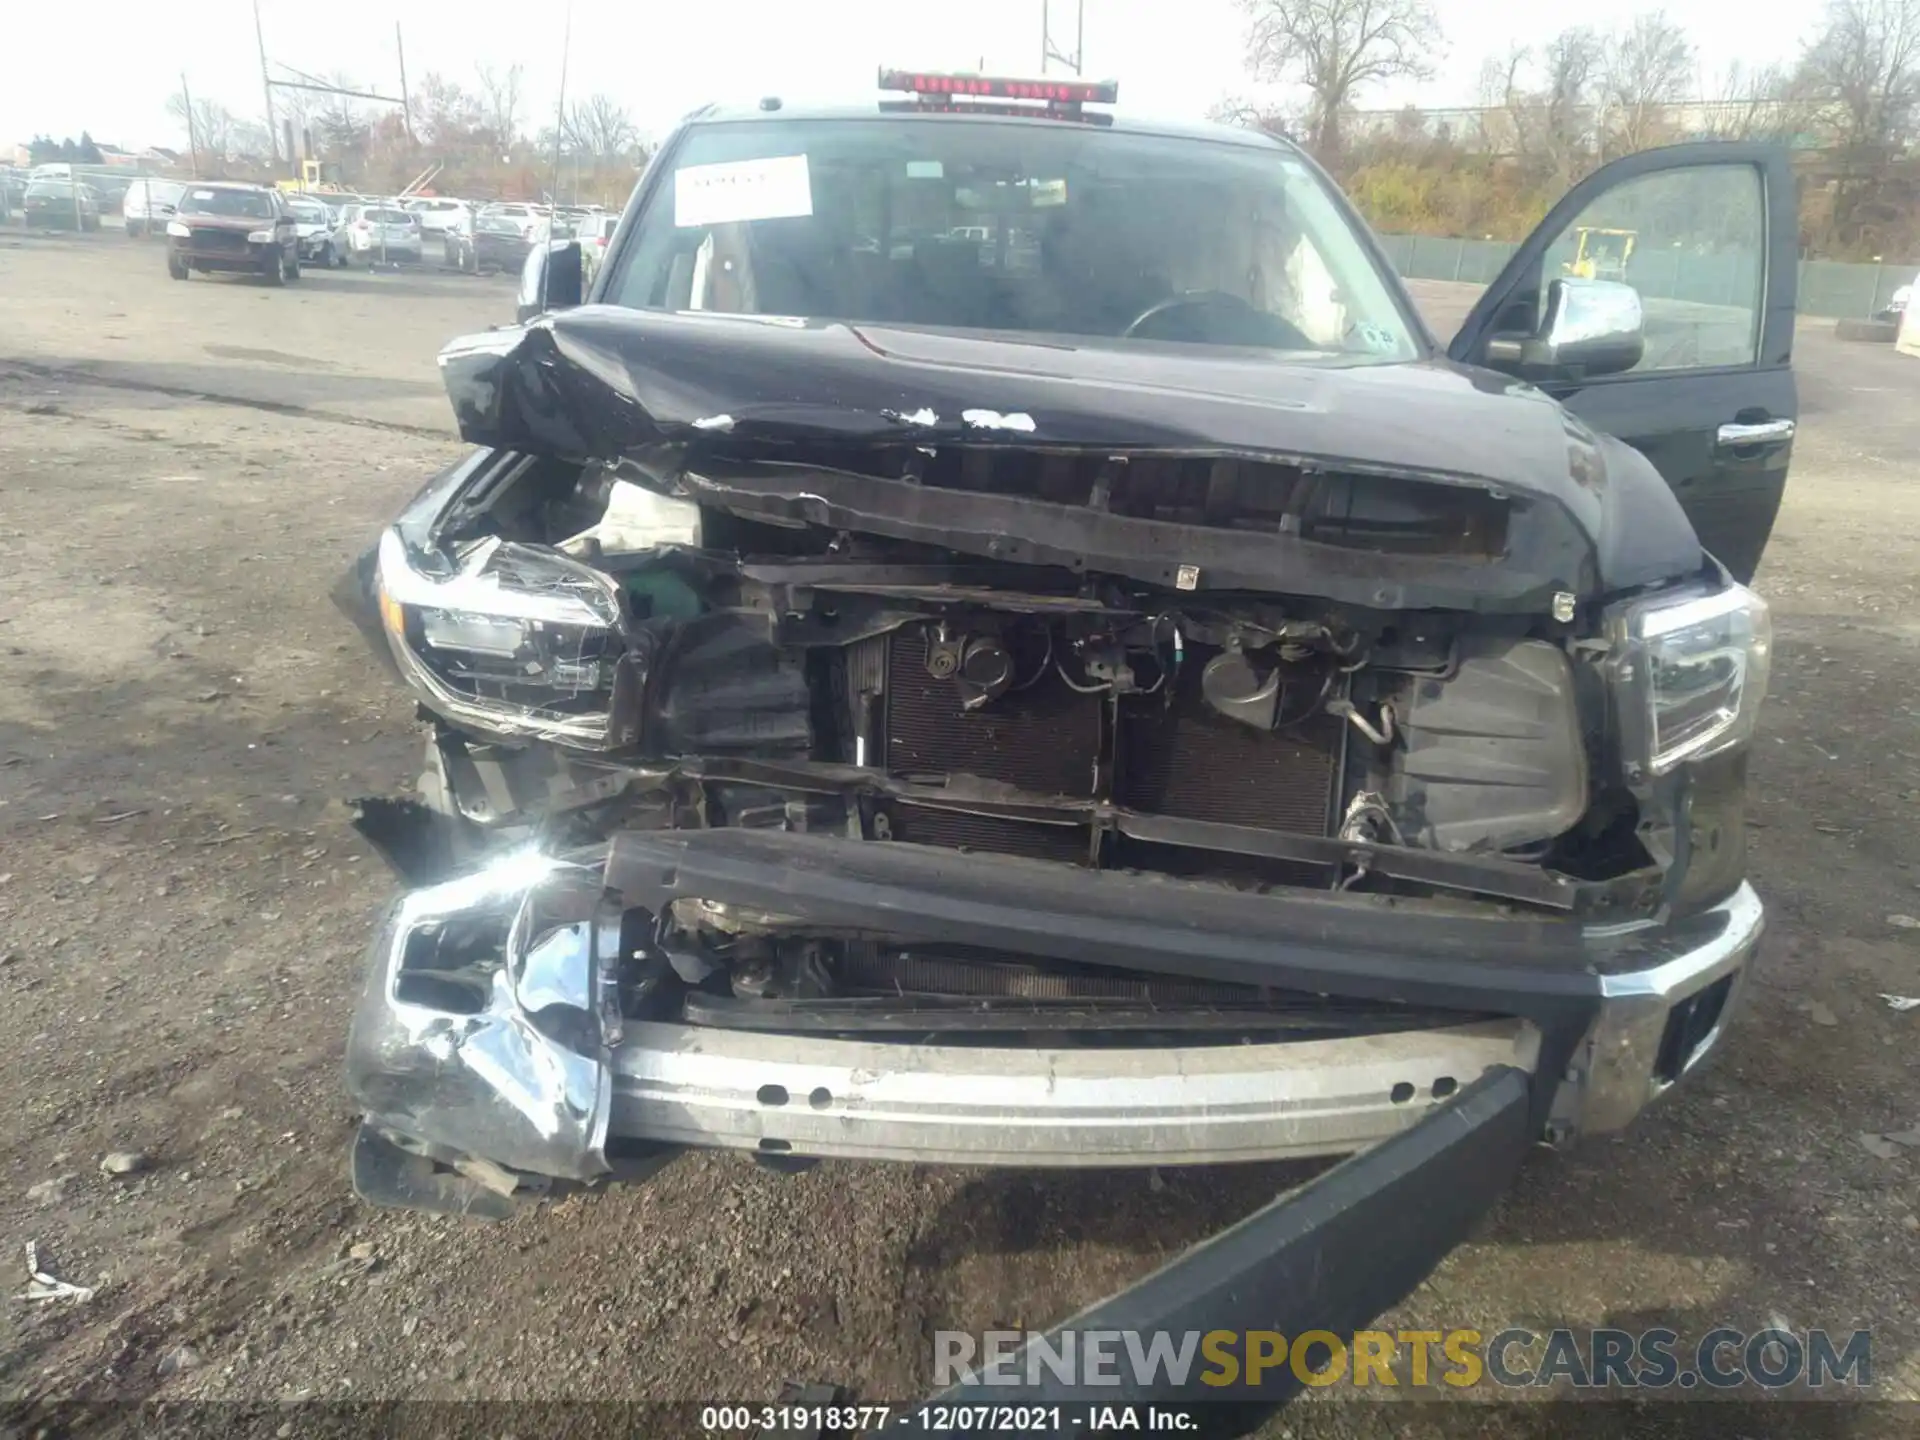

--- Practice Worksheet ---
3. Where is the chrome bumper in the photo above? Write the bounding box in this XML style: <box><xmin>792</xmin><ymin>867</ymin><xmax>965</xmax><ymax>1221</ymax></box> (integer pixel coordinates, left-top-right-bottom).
<box><xmin>345</xmin><ymin>849</ymin><xmax>1763</xmax><ymax>1190</ymax></box>
<box><xmin>1574</xmin><ymin>880</ymin><xmax>1763</xmax><ymax>1132</ymax></box>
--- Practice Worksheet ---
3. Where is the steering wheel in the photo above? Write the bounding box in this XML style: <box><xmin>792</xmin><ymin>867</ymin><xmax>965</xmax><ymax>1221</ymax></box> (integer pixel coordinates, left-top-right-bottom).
<box><xmin>1121</xmin><ymin>289</ymin><xmax>1310</xmax><ymax>349</ymax></box>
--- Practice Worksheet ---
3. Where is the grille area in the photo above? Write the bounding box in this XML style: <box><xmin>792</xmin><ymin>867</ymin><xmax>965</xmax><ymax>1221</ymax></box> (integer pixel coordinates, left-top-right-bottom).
<box><xmin>188</xmin><ymin>227</ymin><xmax>249</xmax><ymax>251</ymax></box>
<box><xmin>1116</xmin><ymin>652</ymin><xmax>1341</xmax><ymax>833</ymax></box>
<box><xmin>882</xmin><ymin>628</ymin><xmax>1101</xmax><ymax>797</ymax></box>
<box><xmin>871</xmin><ymin>627</ymin><xmax>1341</xmax><ymax>869</ymax></box>
<box><xmin>886</xmin><ymin>806</ymin><xmax>1090</xmax><ymax>863</ymax></box>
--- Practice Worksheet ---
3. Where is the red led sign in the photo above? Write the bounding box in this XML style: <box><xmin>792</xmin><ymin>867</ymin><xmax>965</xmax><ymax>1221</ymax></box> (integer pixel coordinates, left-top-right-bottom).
<box><xmin>878</xmin><ymin>69</ymin><xmax>1119</xmax><ymax>106</ymax></box>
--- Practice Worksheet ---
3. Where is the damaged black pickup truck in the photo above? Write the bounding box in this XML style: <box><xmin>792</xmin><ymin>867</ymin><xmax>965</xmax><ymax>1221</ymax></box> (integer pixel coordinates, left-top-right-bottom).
<box><xmin>336</xmin><ymin>72</ymin><xmax>1796</xmax><ymax>1406</ymax></box>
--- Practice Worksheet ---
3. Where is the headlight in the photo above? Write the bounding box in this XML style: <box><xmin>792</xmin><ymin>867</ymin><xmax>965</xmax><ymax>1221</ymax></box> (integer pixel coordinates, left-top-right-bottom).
<box><xmin>246</xmin><ymin>228</ymin><xmax>275</xmax><ymax>243</ymax></box>
<box><xmin>375</xmin><ymin>529</ymin><xmax>642</xmax><ymax>749</ymax></box>
<box><xmin>165</xmin><ymin>219</ymin><xmax>190</xmax><ymax>237</ymax></box>
<box><xmin>1611</xmin><ymin>582</ymin><xmax>1771</xmax><ymax>775</ymax></box>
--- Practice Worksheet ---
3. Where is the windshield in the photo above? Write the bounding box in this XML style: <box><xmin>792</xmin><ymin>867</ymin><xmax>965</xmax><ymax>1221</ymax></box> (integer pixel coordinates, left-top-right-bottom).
<box><xmin>603</xmin><ymin>117</ymin><xmax>1418</xmax><ymax>360</ymax></box>
<box><xmin>180</xmin><ymin>187</ymin><xmax>275</xmax><ymax>219</ymax></box>
<box><xmin>366</xmin><ymin>208</ymin><xmax>414</xmax><ymax>224</ymax></box>
<box><xmin>287</xmin><ymin>202</ymin><xmax>328</xmax><ymax>223</ymax></box>
<box><xmin>477</xmin><ymin>213</ymin><xmax>524</xmax><ymax>234</ymax></box>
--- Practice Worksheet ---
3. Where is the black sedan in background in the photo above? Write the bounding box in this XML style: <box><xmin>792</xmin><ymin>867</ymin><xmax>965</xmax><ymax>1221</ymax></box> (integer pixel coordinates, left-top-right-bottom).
<box><xmin>449</xmin><ymin>208</ymin><xmax>572</xmax><ymax>273</ymax></box>
<box><xmin>23</xmin><ymin>179</ymin><xmax>102</xmax><ymax>229</ymax></box>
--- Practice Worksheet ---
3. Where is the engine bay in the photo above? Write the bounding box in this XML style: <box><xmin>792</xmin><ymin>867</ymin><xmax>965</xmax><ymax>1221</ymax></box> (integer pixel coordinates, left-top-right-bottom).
<box><xmin>369</xmin><ymin>449</ymin><xmax>1662</xmax><ymax>932</ymax></box>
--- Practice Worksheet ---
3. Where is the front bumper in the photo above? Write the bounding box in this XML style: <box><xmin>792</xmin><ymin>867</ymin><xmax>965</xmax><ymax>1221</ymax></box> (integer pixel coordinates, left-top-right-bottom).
<box><xmin>473</xmin><ymin>239</ymin><xmax>532</xmax><ymax>269</ymax></box>
<box><xmin>168</xmin><ymin>237</ymin><xmax>276</xmax><ymax>269</ymax></box>
<box><xmin>346</xmin><ymin>828</ymin><xmax>1761</xmax><ymax>1203</ymax></box>
<box><xmin>352</xmin><ymin>237</ymin><xmax>423</xmax><ymax>258</ymax></box>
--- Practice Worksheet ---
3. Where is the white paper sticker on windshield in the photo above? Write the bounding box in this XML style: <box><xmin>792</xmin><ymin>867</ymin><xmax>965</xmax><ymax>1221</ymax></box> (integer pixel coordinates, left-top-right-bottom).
<box><xmin>674</xmin><ymin>155</ymin><xmax>812</xmax><ymax>228</ymax></box>
<box><xmin>190</xmin><ymin>190</ymin><xmax>214</xmax><ymax>200</ymax></box>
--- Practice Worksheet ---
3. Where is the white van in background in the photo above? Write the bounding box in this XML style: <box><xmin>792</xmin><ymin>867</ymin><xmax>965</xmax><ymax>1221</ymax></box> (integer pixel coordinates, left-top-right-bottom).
<box><xmin>121</xmin><ymin>178</ymin><xmax>186</xmax><ymax>237</ymax></box>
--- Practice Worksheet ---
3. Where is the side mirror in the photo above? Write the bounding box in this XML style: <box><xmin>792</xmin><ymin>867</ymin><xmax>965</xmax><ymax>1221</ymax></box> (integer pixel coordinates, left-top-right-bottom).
<box><xmin>1486</xmin><ymin>278</ymin><xmax>1644</xmax><ymax>380</ymax></box>
<box><xmin>516</xmin><ymin>239</ymin><xmax>584</xmax><ymax>323</ymax></box>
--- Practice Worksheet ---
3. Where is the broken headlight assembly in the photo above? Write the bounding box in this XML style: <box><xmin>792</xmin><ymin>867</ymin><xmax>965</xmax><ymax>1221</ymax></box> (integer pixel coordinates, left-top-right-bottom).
<box><xmin>374</xmin><ymin>528</ymin><xmax>643</xmax><ymax>749</ymax></box>
<box><xmin>1609</xmin><ymin>581</ymin><xmax>1772</xmax><ymax>776</ymax></box>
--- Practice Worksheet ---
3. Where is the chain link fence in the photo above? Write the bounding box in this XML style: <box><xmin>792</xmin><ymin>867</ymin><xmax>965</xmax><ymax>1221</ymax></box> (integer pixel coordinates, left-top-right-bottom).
<box><xmin>1</xmin><ymin>164</ymin><xmax>185</xmax><ymax>238</ymax></box>
<box><xmin>1379</xmin><ymin>230</ymin><xmax>1915</xmax><ymax>321</ymax></box>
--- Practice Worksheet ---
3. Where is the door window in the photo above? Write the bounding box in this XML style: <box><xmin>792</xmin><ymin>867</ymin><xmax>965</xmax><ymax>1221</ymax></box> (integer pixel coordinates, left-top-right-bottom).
<box><xmin>1538</xmin><ymin>164</ymin><xmax>1764</xmax><ymax>374</ymax></box>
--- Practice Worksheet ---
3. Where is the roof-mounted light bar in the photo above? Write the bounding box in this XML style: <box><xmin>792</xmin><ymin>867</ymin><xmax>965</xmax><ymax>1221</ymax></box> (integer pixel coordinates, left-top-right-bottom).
<box><xmin>878</xmin><ymin>68</ymin><xmax>1118</xmax><ymax>106</ymax></box>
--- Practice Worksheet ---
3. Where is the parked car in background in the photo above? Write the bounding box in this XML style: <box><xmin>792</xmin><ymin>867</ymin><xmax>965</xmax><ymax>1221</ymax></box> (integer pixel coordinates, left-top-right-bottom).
<box><xmin>342</xmin><ymin>204</ymin><xmax>424</xmax><ymax>264</ymax></box>
<box><xmin>121</xmin><ymin>178</ymin><xmax>186</xmax><ymax>237</ymax></box>
<box><xmin>581</xmin><ymin>210</ymin><xmax>620</xmax><ymax>285</ymax></box>
<box><xmin>480</xmin><ymin>201</ymin><xmax>540</xmax><ymax>238</ymax></box>
<box><xmin>165</xmin><ymin>182</ymin><xmax>298</xmax><ymax>284</ymax></box>
<box><xmin>404</xmin><ymin>197</ymin><xmax>471</xmax><ymax>237</ymax></box>
<box><xmin>285</xmin><ymin>196</ymin><xmax>346</xmax><ymax>267</ymax></box>
<box><xmin>1875</xmin><ymin>274</ymin><xmax>1916</xmax><ymax>324</ymax></box>
<box><xmin>454</xmin><ymin>205</ymin><xmax>541</xmax><ymax>273</ymax></box>
<box><xmin>321</xmin><ymin>194</ymin><xmax>374</xmax><ymax>226</ymax></box>
<box><xmin>23</xmin><ymin>178</ymin><xmax>101</xmax><ymax>229</ymax></box>
<box><xmin>89</xmin><ymin>174</ymin><xmax>134</xmax><ymax>214</ymax></box>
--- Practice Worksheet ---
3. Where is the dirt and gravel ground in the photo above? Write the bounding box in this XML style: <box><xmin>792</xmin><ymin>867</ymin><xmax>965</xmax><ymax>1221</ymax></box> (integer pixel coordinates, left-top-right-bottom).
<box><xmin>1</xmin><ymin>232</ymin><xmax>1917</xmax><ymax>1433</ymax></box>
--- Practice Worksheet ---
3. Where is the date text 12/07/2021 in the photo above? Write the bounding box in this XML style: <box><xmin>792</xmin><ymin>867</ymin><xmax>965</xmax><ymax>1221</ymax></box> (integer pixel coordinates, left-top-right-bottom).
<box><xmin>701</xmin><ymin>1404</ymin><xmax>1204</xmax><ymax>1434</ymax></box>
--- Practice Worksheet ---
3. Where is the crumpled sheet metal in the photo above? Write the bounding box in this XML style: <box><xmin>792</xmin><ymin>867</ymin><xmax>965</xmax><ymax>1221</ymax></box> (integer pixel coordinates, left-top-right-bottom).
<box><xmin>345</xmin><ymin>851</ymin><xmax>616</xmax><ymax>1182</ymax></box>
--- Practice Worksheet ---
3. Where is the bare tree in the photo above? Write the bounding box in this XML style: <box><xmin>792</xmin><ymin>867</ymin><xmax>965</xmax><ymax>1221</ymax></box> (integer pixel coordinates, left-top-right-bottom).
<box><xmin>166</xmin><ymin>93</ymin><xmax>238</xmax><ymax>162</ymax></box>
<box><xmin>1798</xmin><ymin>0</ymin><xmax>1920</xmax><ymax>149</ymax></box>
<box><xmin>415</xmin><ymin>72</ymin><xmax>482</xmax><ymax>149</ymax></box>
<box><xmin>1476</xmin><ymin>28</ymin><xmax>1604</xmax><ymax>184</ymax></box>
<box><xmin>477</xmin><ymin>64</ymin><xmax>524</xmax><ymax>146</ymax></box>
<box><xmin>1701</xmin><ymin>61</ymin><xmax>1796</xmax><ymax>140</ymax></box>
<box><xmin>567</xmin><ymin>94</ymin><xmax>639</xmax><ymax>160</ymax></box>
<box><xmin>1600</xmin><ymin>11</ymin><xmax>1694</xmax><ymax>154</ymax></box>
<box><xmin>1237</xmin><ymin>0</ymin><xmax>1442</xmax><ymax>165</ymax></box>
<box><xmin>311</xmin><ymin>72</ymin><xmax>376</xmax><ymax>179</ymax></box>
<box><xmin>1797</xmin><ymin>0</ymin><xmax>1920</xmax><ymax>243</ymax></box>
<box><xmin>1543</xmin><ymin>27</ymin><xmax>1606</xmax><ymax>157</ymax></box>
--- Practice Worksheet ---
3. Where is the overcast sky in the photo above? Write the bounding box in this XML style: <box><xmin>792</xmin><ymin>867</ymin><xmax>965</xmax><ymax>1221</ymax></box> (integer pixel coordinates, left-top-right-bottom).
<box><xmin>7</xmin><ymin>0</ymin><xmax>1814</xmax><ymax>156</ymax></box>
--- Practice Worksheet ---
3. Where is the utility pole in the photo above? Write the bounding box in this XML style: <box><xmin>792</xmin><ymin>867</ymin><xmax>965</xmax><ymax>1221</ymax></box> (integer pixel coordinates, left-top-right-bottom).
<box><xmin>542</xmin><ymin>0</ymin><xmax>574</xmax><ymax>313</ymax></box>
<box><xmin>181</xmin><ymin>73</ymin><xmax>201</xmax><ymax>177</ymax></box>
<box><xmin>396</xmin><ymin>23</ymin><xmax>416</xmax><ymax>142</ymax></box>
<box><xmin>254</xmin><ymin>0</ymin><xmax>279</xmax><ymax>164</ymax></box>
<box><xmin>1041</xmin><ymin>0</ymin><xmax>1085</xmax><ymax>75</ymax></box>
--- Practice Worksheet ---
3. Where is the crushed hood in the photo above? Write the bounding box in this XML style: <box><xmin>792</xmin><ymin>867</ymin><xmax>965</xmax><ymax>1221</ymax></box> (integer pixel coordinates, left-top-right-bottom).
<box><xmin>438</xmin><ymin>306</ymin><xmax>1702</xmax><ymax>603</ymax></box>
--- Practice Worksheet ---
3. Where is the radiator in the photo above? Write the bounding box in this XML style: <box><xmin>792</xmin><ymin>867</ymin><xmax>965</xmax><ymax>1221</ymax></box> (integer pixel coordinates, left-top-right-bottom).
<box><xmin>872</xmin><ymin>627</ymin><xmax>1341</xmax><ymax>864</ymax></box>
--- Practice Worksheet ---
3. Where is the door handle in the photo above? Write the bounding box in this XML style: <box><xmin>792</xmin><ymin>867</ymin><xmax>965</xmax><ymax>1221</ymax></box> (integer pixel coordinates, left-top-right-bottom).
<box><xmin>1716</xmin><ymin>419</ymin><xmax>1795</xmax><ymax>449</ymax></box>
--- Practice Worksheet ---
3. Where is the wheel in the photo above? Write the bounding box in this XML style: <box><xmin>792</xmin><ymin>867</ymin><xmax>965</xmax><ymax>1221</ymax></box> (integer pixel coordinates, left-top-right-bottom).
<box><xmin>262</xmin><ymin>249</ymin><xmax>285</xmax><ymax>286</ymax></box>
<box><xmin>325</xmin><ymin>242</ymin><xmax>340</xmax><ymax>268</ymax></box>
<box><xmin>126</xmin><ymin>222</ymin><xmax>140</xmax><ymax>239</ymax></box>
<box><xmin>286</xmin><ymin>248</ymin><xmax>301</xmax><ymax>281</ymax></box>
<box><xmin>167</xmin><ymin>255</ymin><xmax>189</xmax><ymax>280</ymax></box>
